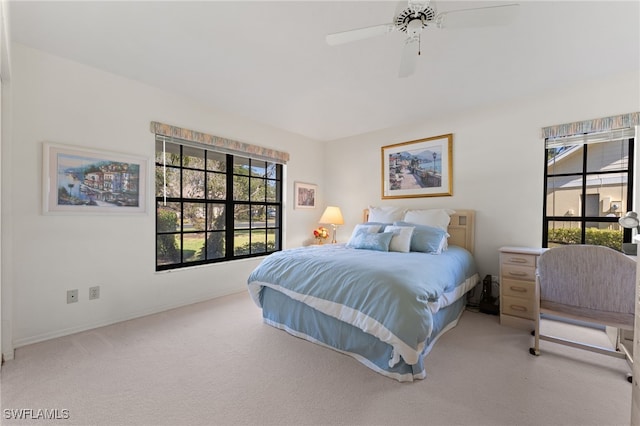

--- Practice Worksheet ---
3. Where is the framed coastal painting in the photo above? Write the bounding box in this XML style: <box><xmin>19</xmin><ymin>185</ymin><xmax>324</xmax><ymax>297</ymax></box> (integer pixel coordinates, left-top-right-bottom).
<box><xmin>294</xmin><ymin>181</ymin><xmax>317</xmax><ymax>209</ymax></box>
<box><xmin>43</xmin><ymin>142</ymin><xmax>148</xmax><ymax>214</ymax></box>
<box><xmin>381</xmin><ymin>133</ymin><xmax>453</xmax><ymax>199</ymax></box>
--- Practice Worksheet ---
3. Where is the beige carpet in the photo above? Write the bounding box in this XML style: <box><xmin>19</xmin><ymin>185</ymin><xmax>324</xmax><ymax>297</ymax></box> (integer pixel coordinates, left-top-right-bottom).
<box><xmin>0</xmin><ymin>291</ymin><xmax>632</xmax><ymax>426</ymax></box>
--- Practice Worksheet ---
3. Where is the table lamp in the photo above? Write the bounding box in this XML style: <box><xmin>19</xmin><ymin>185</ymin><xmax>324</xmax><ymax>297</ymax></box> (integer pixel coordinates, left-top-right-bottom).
<box><xmin>319</xmin><ymin>206</ymin><xmax>344</xmax><ymax>244</ymax></box>
<box><xmin>618</xmin><ymin>211</ymin><xmax>639</xmax><ymax>255</ymax></box>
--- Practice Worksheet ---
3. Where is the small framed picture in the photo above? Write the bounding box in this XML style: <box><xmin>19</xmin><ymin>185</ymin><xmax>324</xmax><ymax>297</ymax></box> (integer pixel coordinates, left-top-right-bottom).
<box><xmin>294</xmin><ymin>182</ymin><xmax>317</xmax><ymax>209</ymax></box>
<box><xmin>43</xmin><ymin>142</ymin><xmax>148</xmax><ymax>214</ymax></box>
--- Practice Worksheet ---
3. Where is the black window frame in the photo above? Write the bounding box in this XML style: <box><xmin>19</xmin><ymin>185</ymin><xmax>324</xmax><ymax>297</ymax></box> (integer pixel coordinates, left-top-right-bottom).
<box><xmin>542</xmin><ymin>137</ymin><xmax>635</xmax><ymax>249</ymax></box>
<box><xmin>155</xmin><ymin>137</ymin><xmax>283</xmax><ymax>271</ymax></box>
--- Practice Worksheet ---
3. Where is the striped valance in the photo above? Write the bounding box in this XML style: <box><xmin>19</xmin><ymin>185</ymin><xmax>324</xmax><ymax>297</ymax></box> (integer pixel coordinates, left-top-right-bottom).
<box><xmin>541</xmin><ymin>112</ymin><xmax>640</xmax><ymax>139</ymax></box>
<box><xmin>150</xmin><ymin>121</ymin><xmax>290</xmax><ymax>164</ymax></box>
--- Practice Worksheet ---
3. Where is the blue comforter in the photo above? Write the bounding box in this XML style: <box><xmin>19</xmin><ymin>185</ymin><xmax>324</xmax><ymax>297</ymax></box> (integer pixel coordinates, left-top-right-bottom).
<box><xmin>248</xmin><ymin>244</ymin><xmax>478</xmax><ymax>368</ymax></box>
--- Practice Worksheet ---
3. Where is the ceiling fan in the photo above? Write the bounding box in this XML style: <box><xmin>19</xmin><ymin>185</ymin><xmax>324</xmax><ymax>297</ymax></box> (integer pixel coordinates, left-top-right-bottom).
<box><xmin>326</xmin><ymin>1</ymin><xmax>519</xmax><ymax>78</ymax></box>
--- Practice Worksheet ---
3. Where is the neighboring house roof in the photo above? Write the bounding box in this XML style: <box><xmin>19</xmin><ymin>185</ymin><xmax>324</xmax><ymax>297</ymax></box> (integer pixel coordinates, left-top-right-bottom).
<box><xmin>547</xmin><ymin>143</ymin><xmax>629</xmax><ymax>190</ymax></box>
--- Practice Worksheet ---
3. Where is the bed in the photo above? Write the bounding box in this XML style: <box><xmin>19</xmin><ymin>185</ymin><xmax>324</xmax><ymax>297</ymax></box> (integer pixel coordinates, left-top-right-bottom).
<box><xmin>247</xmin><ymin>208</ymin><xmax>479</xmax><ymax>382</ymax></box>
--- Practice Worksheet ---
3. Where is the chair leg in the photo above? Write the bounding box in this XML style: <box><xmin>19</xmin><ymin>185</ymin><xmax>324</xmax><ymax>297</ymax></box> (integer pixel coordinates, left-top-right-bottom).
<box><xmin>616</xmin><ymin>331</ymin><xmax>633</xmax><ymax>382</ymax></box>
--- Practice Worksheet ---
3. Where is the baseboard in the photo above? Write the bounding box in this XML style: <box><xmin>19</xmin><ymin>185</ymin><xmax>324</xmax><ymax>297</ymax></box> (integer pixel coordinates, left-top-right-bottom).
<box><xmin>11</xmin><ymin>289</ymin><xmax>248</xmax><ymax>350</ymax></box>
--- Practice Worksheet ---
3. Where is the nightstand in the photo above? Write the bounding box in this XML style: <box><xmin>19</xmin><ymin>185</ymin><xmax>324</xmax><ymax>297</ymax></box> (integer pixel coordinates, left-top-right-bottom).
<box><xmin>499</xmin><ymin>246</ymin><xmax>546</xmax><ymax>330</ymax></box>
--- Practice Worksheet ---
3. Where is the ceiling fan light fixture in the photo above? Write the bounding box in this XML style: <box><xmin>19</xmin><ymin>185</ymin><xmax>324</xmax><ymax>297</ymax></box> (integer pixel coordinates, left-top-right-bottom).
<box><xmin>406</xmin><ymin>19</ymin><xmax>424</xmax><ymax>37</ymax></box>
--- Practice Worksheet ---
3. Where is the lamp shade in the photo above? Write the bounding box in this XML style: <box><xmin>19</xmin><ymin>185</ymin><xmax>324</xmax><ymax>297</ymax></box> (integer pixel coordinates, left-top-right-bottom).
<box><xmin>319</xmin><ymin>206</ymin><xmax>344</xmax><ymax>225</ymax></box>
<box><xmin>619</xmin><ymin>211</ymin><xmax>640</xmax><ymax>229</ymax></box>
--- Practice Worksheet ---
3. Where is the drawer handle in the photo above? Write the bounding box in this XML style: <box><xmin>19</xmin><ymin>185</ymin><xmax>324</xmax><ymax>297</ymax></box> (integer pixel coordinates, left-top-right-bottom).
<box><xmin>509</xmin><ymin>257</ymin><xmax>528</xmax><ymax>264</ymax></box>
<box><xmin>510</xmin><ymin>305</ymin><xmax>528</xmax><ymax>312</ymax></box>
<box><xmin>509</xmin><ymin>286</ymin><xmax>527</xmax><ymax>293</ymax></box>
<box><xmin>508</xmin><ymin>271</ymin><xmax>528</xmax><ymax>277</ymax></box>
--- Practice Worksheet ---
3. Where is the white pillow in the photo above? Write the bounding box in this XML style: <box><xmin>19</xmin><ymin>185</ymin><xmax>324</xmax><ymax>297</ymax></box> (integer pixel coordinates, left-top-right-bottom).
<box><xmin>348</xmin><ymin>224</ymin><xmax>382</xmax><ymax>242</ymax></box>
<box><xmin>383</xmin><ymin>225</ymin><xmax>415</xmax><ymax>253</ymax></box>
<box><xmin>368</xmin><ymin>206</ymin><xmax>407</xmax><ymax>223</ymax></box>
<box><xmin>403</xmin><ymin>209</ymin><xmax>455</xmax><ymax>231</ymax></box>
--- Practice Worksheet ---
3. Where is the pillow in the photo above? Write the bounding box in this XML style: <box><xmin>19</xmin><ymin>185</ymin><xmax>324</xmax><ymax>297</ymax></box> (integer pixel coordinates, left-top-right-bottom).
<box><xmin>383</xmin><ymin>225</ymin><xmax>415</xmax><ymax>253</ymax></box>
<box><xmin>395</xmin><ymin>221</ymin><xmax>449</xmax><ymax>254</ymax></box>
<box><xmin>347</xmin><ymin>224</ymin><xmax>382</xmax><ymax>241</ymax></box>
<box><xmin>364</xmin><ymin>221</ymin><xmax>392</xmax><ymax>232</ymax></box>
<box><xmin>346</xmin><ymin>231</ymin><xmax>393</xmax><ymax>251</ymax></box>
<box><xmin>367</xmin><ymin>206</ymin><xmax>407</xmax><ymax>223</ymax></box>
<box><xmin>403</xmin><ymin>209</ymin><xmax>455</xmax><ymax>231</ymax></box>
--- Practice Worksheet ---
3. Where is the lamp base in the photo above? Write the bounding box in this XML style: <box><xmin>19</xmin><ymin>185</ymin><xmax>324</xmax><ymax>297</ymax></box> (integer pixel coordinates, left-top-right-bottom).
<box><xmin>622</xmin><ymin>243</ymin><xmax>637</xmax><ymax>255</ymax></box>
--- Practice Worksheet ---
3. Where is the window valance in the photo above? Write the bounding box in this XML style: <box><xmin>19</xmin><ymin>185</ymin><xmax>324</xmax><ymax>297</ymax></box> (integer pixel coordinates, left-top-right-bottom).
<box><xmin>545</xmin><ymin>127</ymin><xmax>636</xmax><ymax>149</ymax></box>
<box><xmin>150</xmin><ymin>121</ymin><xmax>290</xmax><ymax>164</ymax></box>
<box><xmin>541</xmin><ymin>112</ymin><xmax>640</xmax><ymax>140</ymax></box>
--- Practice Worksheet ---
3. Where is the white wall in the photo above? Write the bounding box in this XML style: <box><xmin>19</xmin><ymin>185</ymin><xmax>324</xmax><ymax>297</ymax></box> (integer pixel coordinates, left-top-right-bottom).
<box><xmin>4</xmin><ymin>42</ymin><xmax>639</xmax><ymax>358</ymax></box>
<box><xmin>325</xmin><ymin>70</ymin><xmax>640</xmax><ymax>280</ymax></box>
<box><xmin>4</xmin><ymin>43</ymin><xmax>325</xmax><ymax>353</ymax></box>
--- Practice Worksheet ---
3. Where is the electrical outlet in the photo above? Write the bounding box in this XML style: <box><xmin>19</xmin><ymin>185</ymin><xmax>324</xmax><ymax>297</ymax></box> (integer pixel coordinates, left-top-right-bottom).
<box><xmin>67</xmin><ymin>289</ymin><xmax>78</xmax><ymax>304</ymax></box>
<box><xmin>89</xmin><ymin>286</ymin><xmax>100</xmax><ymax>300</ymax></box>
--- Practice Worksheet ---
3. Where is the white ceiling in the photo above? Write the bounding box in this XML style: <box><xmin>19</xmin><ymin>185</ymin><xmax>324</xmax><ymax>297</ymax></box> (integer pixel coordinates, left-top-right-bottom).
<box><xmin>8</xmin><ymin>1</ymin><xmax>640</xmax><ymax>141</ymax></box>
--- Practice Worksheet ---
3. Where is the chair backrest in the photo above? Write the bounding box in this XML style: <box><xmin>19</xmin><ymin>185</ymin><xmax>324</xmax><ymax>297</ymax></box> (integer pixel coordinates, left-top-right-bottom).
<box><xmin>537</xmin><ymin>245</ymin><xmax>636</xmax><ymax>317</ymax></box>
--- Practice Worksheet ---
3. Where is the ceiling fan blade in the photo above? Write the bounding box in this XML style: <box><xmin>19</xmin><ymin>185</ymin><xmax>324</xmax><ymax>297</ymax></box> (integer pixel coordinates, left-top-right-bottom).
<box><xmin>398</xmin><ymin>38</ymin><xmax>419</xmax><ymax>78</ymax></box>
<box><xmin>408</xmin><ymin>0</ymin><xmax>430</xmax><ymax>13</ymax></box>
<box><xmin>435</xmin><ymin>3</ymin><xmax>519</xmax><ymax>29</ymax></box>
<box><xmin>326</xmin><ymin>23</ymin><xmax>395</xmax><ymax>46</ymax></box>
<box><xmin>394</xmin><ymin>0</ymin><xmax>408</xmax><ymax>17</ymax></box>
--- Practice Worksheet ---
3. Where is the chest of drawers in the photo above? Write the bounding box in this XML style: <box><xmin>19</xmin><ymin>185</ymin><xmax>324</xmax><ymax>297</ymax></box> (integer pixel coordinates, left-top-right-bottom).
<box><xmin>499</xmin><ymin>246</ymin><xmax>545</xmax><ymax>330</ymax></box>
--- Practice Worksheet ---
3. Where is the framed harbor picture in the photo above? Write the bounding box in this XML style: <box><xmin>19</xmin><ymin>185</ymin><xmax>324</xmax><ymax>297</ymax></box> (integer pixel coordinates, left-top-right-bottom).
<box><xmin>381</xmin><ymin>134</ymin><xmax>453</xmax><ymax>199</ymax></box>
<box><xmin>43</xmin><ymin>142</ymin><xmax>148</xmax><ymax>214</ymax></box>
<box><xmin>294</xmin><ymin>181</ymin><xmax>317</xmax><ymax>209</ymax></box>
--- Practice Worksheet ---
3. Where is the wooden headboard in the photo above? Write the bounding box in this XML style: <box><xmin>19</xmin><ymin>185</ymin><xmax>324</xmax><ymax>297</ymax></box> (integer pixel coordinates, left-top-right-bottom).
<box><xmin>362</xmin><ymin>209</ymin><xmax>476</xmax><ymax>255</ymax></box>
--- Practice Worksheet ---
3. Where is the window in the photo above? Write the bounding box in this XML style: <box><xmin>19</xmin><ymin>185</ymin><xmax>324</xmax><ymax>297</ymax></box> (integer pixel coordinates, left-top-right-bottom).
<box><xmin>155</xmin><ymin>137</ymin><xmax>283</xmax><ymax>271</ymax></box>
<box><xmin>543</xmin><ymin>133</ymin><xmax>634</xmax><ymax>251</ymax></box>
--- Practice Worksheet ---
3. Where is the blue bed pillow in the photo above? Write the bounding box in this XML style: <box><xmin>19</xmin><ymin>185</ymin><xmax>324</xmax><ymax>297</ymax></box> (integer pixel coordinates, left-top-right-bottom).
<box><xmin>364</xmin><ymin>222</ymin><xmax>392</xmax><ymax>232</ymax></box>
<box><xmin>346</xmin><ymin>229</ymin><xmax>394</xmax><ymax>251</ymax></box>
<box><xmin>348</xmin><ymin>224</ymin><xmax>383</xmax><ymax>241</ymax></box>
<box><xmin>394</xmin><ymin>221</ymin><xmax>449</xmax><ymax>254</ymax></box>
